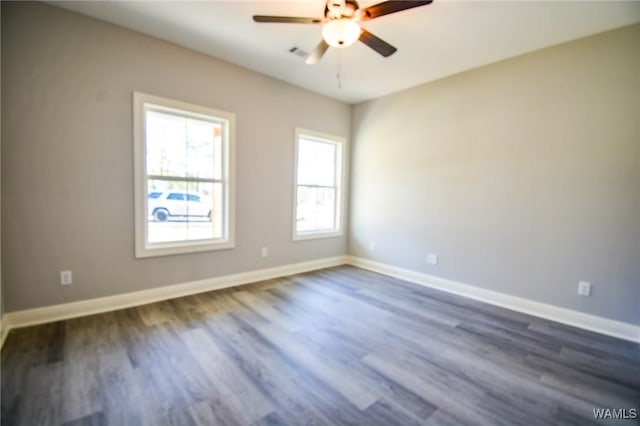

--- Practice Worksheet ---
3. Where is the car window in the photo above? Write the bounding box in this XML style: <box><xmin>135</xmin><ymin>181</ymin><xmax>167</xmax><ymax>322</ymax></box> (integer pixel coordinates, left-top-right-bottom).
<box><xmin>167</xmin><ymin>193</ymin><xmax>185</xmax><ymax>201</ymax></box>
<box><xmin>148</xmin><ymin>192</ymin><xmax>162</xmax><ymax>199</ymax></box>
<box><xmin>187</xmin><ymin>194</ymin><xmax>200</xmax><ymax>202</ymax></box>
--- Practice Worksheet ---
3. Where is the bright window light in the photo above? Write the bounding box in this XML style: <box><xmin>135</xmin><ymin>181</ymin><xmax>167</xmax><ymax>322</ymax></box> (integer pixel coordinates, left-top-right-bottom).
<box><xmin>293</xmin><ymin>129</ymin><xmax>344</xmax><ymax>239</ymax></box>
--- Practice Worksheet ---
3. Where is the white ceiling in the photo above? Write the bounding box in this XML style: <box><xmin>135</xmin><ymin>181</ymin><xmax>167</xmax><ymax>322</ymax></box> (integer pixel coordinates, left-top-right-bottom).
<box><xmin>50</xmin><ymin>1</ymin><xmax>640</xmax><ymax>104</ymax></box>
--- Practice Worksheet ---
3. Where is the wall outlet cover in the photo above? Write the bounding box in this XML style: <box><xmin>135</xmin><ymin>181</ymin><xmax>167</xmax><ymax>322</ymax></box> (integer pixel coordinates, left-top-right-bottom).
<box><xmin>578</xmin><ymin>281</ymin><xmax>591</xmax><ymax>297</ymax></box>
<box><xmin>60</xmin><ymin>270</ymin><xmax>73</xmax><ymax>286</ymax></box>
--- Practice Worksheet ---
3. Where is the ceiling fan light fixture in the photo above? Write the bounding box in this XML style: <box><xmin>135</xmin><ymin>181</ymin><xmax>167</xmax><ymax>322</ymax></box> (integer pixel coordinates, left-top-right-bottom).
<box><xmin>322</xmin><ymin>18</ymin><xmax>361</xmax><ymax>48</ymax></box>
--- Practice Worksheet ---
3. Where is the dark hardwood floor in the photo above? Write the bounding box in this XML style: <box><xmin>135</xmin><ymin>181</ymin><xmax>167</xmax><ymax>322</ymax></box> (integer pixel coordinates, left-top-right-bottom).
<box><xmin>2</xmin><ymin>266</ymin><xmax>639</xmax><ymax>425</ymax></box>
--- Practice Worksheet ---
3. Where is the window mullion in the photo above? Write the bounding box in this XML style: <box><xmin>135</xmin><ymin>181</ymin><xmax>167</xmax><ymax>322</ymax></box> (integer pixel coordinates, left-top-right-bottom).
<box><xmin>297</xmin><ymin>183</ymin><xmax>336</xmax><ymax>190</ymax></box>
<box><xmin>147</xmin><ymin>175</ymin><xmax>220</xmax><ymax>184</ymax></box>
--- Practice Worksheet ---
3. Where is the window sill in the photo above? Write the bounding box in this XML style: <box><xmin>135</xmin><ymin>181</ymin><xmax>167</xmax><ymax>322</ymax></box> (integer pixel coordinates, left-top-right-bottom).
<box><xmin>293</xmin><ymin>230</ymin><xmax>343</xmax><ymax>241</ymax></box>
<box><xmin>135</xmin><ymin>239</ymin><xmax>235</xmax><ymax>258</ymax></box>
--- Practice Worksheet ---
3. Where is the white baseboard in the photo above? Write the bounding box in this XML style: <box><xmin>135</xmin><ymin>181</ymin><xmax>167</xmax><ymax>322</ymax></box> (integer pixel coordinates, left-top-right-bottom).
<box><xmin>347</xmin><ymin>256</ymin><xmax>640</xmax><ymax>343</ymax></box>
<box><xmin>2</xmin><ymin>254</ymin><xmax>637</xmax><ymax>349</ymax></box>
<box><xmin>2</xmin><ymin>256</ymin><xmax>348</xmax><ymax>336</ymax></box>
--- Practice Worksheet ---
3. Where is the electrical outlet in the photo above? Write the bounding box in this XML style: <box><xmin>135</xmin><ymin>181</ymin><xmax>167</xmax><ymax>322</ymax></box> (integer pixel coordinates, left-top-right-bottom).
<box><xmin>578</xmin><ymin>281</ymin><xmax>591</xmax><ymax>297</ymax></box>
<box><xmin>369</xmin><ymin>242</ymin><xmax>376</xmax><ymax>251</ymax></box>
<box><xmin>427</xmin><ymin>253</ymin><xmax>439</xmax><ymax>265</ymax></box>
<box><xmin>261</xmin><ymin>247</ymin><xmax>269</xmax><ymax>258</ymax></box>
<box><xmin>60</xmin><ymin>270</ymin><xmax>73</xmax><ymax>286</ymax></box>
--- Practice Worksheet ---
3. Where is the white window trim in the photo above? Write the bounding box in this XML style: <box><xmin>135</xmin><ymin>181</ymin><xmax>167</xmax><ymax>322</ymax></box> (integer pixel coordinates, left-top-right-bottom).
<box><xmin>292</xmin><ymin>128</ymin><xmax>345</xmax><ymax>241</ymax></box>
<box><xmin>133</xmin><ymin>92</ymin><xmax>236</xmax><ymax>258</ymax></box>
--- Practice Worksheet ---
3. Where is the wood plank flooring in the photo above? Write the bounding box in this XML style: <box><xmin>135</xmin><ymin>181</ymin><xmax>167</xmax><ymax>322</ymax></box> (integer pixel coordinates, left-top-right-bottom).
<box><xmin>2</xmin><ymin>266</ymin><xmax>639</xmax><ymax>425</ymax></box>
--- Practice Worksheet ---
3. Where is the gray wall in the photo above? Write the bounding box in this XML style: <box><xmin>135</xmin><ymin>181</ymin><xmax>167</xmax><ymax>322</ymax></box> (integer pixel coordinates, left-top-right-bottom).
<box><xmin>0</xmin><ymin>2</ymin><xmax>3</xmax><ymax>321</ymax></box>
<box><xmin>350</xmin><ymin>25</ymin><xmax>640</xmax><ymax>325</ymax></box>
<box><xmin>1</xmin><ymin>2</ymin><xmax>350</xmax><ymax>312</ymax></box>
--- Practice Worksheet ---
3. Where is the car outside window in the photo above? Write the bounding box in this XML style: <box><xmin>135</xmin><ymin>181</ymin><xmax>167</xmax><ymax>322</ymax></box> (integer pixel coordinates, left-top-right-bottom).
<box><xmin>167</xmin><ymin>193</ymin><xmax>185</xmax><ymax>201</ymax></box>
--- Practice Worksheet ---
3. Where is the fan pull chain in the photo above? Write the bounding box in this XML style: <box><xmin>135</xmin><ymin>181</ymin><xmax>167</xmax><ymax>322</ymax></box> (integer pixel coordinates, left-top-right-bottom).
<box><xmin>337</xmin><ymin>50</ymin><xmax>342</xmax><ymax>89</ymax></box>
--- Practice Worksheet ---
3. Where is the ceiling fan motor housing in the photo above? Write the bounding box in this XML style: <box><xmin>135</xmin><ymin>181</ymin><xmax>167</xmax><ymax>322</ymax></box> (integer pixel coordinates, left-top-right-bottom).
<box><xmin>325</xmin><ymin>0</ymin><xmax>359</xmax><ymax>19</ymax></box>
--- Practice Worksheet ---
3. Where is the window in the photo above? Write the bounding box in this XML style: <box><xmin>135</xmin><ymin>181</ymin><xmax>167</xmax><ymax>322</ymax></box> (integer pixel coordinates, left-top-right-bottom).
<box><xmin>133</xmin><ymin>92</ymin><xmax>235</xmax><ymax>258</ymax></box>
<box><xmin>293</xmin><ymin>128</ymin><xmax>344</xmax><ymax>240</ymax></box>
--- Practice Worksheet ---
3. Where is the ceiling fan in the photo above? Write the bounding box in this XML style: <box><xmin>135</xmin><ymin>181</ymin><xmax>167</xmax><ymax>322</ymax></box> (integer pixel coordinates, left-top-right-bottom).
<box><xmin>253</xmin><ymin>0</ymin><xmax>433</xmax><ymax>64</ymax></box>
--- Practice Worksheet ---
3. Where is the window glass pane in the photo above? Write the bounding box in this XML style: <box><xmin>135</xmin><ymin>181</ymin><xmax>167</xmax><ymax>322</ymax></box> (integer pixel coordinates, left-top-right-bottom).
<box><xmin>186</xmin><ymin>118</ymin><xmax>221</xmax><ymax>181</ymax></box>
<box><xmin>296</xmin><ymin>186</ymin><xmax>336</xmax><ymax>232</ymax></box>
<box><xmin>146</xmin><ymin>179</ymin><xmax>221</xmax><ymax>244</ymax></box>
<box><xmin>145</xmin><ymin>109</ymin><xmax>220</xmax><ymax>180</ymax></box>
<box><xmin>297</xmin><ymin>138</ymin><xmax>336</xmax><ymax>186</ymax></box>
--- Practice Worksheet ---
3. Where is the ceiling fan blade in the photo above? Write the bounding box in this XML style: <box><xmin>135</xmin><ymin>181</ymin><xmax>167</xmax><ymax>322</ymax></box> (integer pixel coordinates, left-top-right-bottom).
<box><xmin>359</xmin><ymin>29</ymin><xmax>397</xmax><ymax>57</ymax></box>
<box><xmin>305</xmin><ymin>40</ymin><xmax>330</xmax><ymax>64</ymax></box>
<box><xmin>360</xmin><ymin>1</ymin><xmax>433</xmax><ymax>21</ymax></box>
<box><xmin>253</xmin><ymin>15</ymin><xmax>322</xmax><ymax>24</ymax></box>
